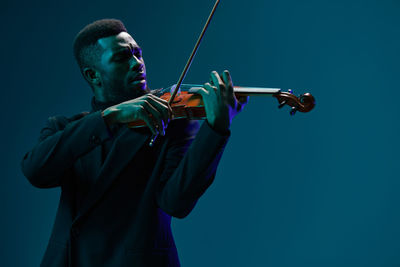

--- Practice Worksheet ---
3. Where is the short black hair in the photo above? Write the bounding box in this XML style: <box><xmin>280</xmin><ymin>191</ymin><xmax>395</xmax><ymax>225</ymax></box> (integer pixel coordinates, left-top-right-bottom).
<box><xmin>73</xmin><ymin>19</ymin><xmax>127</xmax><ymax>72</ymax></box>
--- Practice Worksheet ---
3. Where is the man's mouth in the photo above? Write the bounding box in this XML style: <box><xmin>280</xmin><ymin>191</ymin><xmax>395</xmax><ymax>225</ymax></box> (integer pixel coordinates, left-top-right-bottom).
<box><xmin>129</xmin><ymin>73</ymin><xmax>146</xmax><ymax>83</ymax></box>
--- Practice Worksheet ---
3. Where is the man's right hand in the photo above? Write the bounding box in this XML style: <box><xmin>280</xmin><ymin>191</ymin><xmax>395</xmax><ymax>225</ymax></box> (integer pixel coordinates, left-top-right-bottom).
<box><xmin>101</xmin><ymin>94</ymin><xmax>172</xmax><ymax>136</ymax></box>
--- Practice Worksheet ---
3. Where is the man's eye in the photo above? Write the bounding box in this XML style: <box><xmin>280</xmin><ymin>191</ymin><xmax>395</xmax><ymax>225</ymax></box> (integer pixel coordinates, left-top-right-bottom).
<box><xmin>115</xmin><ymin>51</ymin><xmax>131</xmax><ymax>61</ymax></box>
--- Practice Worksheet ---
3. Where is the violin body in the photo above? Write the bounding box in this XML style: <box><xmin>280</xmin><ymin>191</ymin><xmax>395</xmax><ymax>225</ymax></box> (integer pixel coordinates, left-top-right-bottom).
<box><xmin>128</xmin><ymin>91</ymin><xmax>206</xmax><ymax>128</ymax></box>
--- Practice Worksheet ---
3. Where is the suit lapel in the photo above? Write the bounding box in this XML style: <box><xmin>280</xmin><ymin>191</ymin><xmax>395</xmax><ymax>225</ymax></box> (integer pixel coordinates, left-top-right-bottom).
<box><xmin>73</xmin><ymin>126</ymin><xmax>149</xmax><ymax>224</ymax></box>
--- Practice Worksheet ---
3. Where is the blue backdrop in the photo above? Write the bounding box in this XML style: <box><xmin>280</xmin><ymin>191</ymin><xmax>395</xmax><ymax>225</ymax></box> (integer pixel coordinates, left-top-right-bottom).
<box><xmin>2</xmin><ymin>0</ymin><xmax>399</xmax><ymax>266</ymax></box>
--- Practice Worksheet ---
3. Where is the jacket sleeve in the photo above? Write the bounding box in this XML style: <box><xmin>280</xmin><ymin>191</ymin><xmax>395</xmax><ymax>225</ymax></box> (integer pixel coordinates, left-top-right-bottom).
<box><xmin>21</xmin><ymin>111</ymin><xmax>112</xmax><ymax>188</ymax></box>
<box><xmin>156</xmin><ymin>120</ymin><xmax>230</xmax><ymax>218</ymax></box>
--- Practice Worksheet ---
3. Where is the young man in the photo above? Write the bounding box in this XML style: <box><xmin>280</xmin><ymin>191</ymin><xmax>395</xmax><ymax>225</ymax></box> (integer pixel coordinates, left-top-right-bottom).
<box><xmin>22</xmin><ymin>19</ymin><xmax>247</xmax><ymax>266</ymax></box>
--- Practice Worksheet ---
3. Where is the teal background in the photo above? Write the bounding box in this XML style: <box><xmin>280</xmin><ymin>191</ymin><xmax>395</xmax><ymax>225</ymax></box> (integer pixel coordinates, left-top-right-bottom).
<box><xmin>1</xmin><ymin>0</ymin><xmax>400</xmax><ymax>266</ymax></box>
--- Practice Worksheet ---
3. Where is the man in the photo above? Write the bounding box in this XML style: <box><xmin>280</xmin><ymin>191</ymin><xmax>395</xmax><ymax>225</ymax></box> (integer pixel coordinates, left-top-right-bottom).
<box><xmin>21</xmin><ymin>19</ymin><xmax>247</xmax><ymax>266</ymax></box>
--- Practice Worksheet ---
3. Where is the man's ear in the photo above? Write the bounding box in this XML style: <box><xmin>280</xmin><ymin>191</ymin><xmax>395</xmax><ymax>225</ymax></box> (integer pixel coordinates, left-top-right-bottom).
<box><xmin>83</xmin><ymin>68</ymin><xmax>102</xmax><ymax>87</ymax></box>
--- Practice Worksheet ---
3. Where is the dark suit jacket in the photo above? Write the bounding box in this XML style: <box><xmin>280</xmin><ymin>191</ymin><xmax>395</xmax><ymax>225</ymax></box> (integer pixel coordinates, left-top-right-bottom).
<box><xmin>21</xmin><ymin>110</ymin><xmax>229</xmax><ymax>267</ymax></box>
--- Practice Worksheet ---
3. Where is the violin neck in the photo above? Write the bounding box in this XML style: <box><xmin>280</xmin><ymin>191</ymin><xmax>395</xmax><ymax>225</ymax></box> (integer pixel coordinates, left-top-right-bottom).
<box><xmin>233</xmin><ymin>86</ymin><xmax>281</xmax><ymax>96</ymax></box>
<box><xmin>166</xmin><ymin>84</ymin><xmax>280</xmax><ymax>96</ymax></box>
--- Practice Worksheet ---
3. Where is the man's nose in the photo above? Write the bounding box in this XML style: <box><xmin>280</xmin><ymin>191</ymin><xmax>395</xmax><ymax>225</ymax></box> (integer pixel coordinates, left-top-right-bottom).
<box><xmin>130</xmin><ymin>55</ymin><xmax>142</xmax><ymax>70</ymax></box>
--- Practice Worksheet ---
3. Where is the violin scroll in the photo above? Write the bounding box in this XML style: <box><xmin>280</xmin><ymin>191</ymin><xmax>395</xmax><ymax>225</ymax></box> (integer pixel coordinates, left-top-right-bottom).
<box><xmin>274</xmin><ymin>90</ymin><xmax>315</xmax><ymax>115</ymax></box>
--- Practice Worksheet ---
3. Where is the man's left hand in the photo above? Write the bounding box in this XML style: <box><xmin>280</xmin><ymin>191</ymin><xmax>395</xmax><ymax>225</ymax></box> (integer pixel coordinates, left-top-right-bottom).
<box><xmin>189</xmin><ymin>70</ymin><xmax>248</xmax><ymax>134</ymax></box>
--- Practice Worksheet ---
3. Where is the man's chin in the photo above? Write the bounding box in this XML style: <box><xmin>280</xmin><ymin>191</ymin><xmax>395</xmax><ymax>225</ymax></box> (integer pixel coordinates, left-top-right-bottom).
<box><xmin>126</xmin><ymin>81</ymin><xmax>148</xmax><ymax>98</ymax></box>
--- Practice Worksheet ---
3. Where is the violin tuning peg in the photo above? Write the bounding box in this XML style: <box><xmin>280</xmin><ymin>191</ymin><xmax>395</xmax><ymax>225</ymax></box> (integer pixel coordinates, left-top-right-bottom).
<box><xmin>290</xmin><ymin>107</ymin><xmax>297</xmax><ymax>116</ymax></box>
<box><xmin>278</xmin><ymin>100</ymin><xmax>287</xmax><ymax>109</ymax></box>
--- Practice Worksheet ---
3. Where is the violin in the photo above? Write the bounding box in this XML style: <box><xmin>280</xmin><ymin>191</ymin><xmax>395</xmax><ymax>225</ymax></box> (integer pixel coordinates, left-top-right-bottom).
<box><xmin>127</xmin><ymin>84</ymin><xmax>315</xmax><ymax>129</ymax></box>
<box><xmin>129</xmin><ymin>0</ymin><xmax>315</xmax><ymax>145</ymax></box>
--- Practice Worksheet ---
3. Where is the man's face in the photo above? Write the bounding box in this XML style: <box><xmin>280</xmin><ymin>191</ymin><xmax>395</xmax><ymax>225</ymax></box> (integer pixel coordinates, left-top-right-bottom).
<box><xmin>96</xmin><ymin>32</ymin><xmax>147</xmax><ymax>102</ymax></box>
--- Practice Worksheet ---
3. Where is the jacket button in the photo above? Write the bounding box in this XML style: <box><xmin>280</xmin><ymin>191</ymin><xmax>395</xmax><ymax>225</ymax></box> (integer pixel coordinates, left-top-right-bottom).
<box><xmin>90</xmin><ymin>135</ymin><xmax>101</xmax><ymax>145</ymax></box>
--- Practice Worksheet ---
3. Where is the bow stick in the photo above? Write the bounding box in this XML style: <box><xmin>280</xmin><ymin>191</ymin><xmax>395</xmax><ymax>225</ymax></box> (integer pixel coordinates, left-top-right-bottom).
<box><xmin>149</xmin><ymin>0</ymin><xmax>221</xmax><ymax>146</ymax></box>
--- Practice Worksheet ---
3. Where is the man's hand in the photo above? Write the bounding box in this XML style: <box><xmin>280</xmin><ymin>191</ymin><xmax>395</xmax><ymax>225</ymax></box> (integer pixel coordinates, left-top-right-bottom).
<box><xmin>102</xmin><ymin>94</ymin><xmax>172</xmax><ymax>136</ymax></box>
<box><xmin>189</xmin><ymin>70</ymin><xmax>248</xmax><ymax>134</ymax></box>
